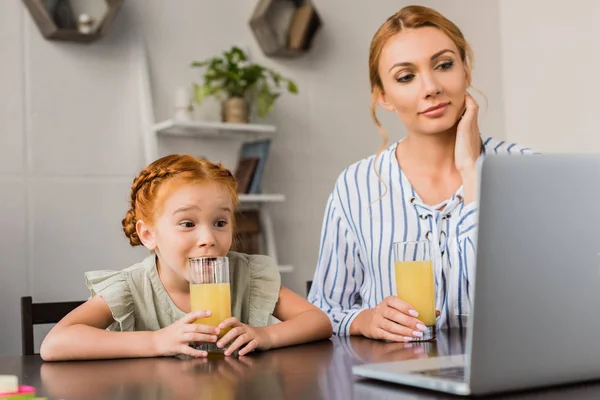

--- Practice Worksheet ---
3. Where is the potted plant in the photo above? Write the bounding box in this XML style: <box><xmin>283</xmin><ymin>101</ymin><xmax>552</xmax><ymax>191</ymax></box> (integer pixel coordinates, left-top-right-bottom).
<box><xmin>191</xmin><ymin>46</ymin><xmax>298</xmax><ymax>123</ymax></box>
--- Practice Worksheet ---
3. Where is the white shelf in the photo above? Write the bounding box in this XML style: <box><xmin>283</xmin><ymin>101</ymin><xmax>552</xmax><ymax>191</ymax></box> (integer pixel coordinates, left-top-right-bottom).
<box><xmin>153</xmin><ymin>119</ymin><xmax>276</xmax><ymax>139</ymax></box>
<box><xmin>278</xmin><ymin>265</ymin><xmax>294</xmax><ymax>273</ymax></box>
<box><xmin>239</xmin><ymin>194</ymin><xmax>285</xmax><ymax>203</ymax></box>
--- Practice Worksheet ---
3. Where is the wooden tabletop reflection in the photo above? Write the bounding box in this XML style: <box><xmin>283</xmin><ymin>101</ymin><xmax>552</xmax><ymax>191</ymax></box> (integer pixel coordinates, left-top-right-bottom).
<box><xmin>1</xmin><ymin>329</ymin><xmax>599</xmax><ymax>399</ymax></box>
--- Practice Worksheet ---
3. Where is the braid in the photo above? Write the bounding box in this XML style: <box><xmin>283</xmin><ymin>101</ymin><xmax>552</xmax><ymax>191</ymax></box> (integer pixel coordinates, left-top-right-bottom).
<box><xmin>122</xmin><ymin>161</ymin><xmax>178</xmax><ymax>246</ymax></box>
<box><xmin>130</xmin><ymin>167</ymin><xmax>176</xmax><ymax>208</ymax></box>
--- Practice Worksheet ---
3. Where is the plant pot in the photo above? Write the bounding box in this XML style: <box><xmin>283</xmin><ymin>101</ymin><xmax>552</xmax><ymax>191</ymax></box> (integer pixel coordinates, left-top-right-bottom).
<box><xmin>222</xmin><ymin>97</ymin><xmax>250</xmax><ymax>123</ymax></box>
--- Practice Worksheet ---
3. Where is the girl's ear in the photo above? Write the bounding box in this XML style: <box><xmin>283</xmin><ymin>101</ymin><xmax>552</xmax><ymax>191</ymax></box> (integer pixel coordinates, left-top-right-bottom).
<box><xmin>136</xmin><ymin>220</ymin><xmax>157</xmax><ymax>251</ymax></box>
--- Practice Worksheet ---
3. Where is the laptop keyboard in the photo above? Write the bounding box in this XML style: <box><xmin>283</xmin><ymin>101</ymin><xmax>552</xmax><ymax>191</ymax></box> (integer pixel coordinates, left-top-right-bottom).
<box><xmin>411</xmin><ymin>366</ymin><xmax>466</xmax><ymax>381</ymax></box>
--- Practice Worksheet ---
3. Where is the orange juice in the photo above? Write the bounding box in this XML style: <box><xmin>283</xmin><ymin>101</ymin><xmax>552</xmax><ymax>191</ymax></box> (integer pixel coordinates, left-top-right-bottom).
<box><xmin>190</xmin><ymin>283</ymin><xmax>232</xmax><ymax>338</ymax></box>
<box><xmin>394</xmin><ymin>260</ymin><xmax>436</xmax><ymax>326</ymax></box>
<box><xmin>201</xmin><ymin>376</ymin><xmax>235</xmax><ymax>400</ymax></box>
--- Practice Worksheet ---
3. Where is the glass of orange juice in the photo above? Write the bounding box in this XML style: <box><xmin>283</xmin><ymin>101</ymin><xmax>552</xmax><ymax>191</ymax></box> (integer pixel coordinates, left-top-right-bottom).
<box><xmin>393</xmin><ymin>240</ymin><xmax>436</xmax><ymax>341</ymax></box>
<box><xmin>189</xmin><ymin>256</ymin><xmax>232</xmax><ymax>353</ymax></box>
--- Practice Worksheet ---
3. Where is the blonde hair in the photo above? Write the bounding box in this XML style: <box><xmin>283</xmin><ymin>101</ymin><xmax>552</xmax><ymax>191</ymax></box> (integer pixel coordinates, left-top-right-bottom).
<box><xmin>122</xmin><ymin>154</ymin><xmax>238</xmax><ymax>246</ymax></box>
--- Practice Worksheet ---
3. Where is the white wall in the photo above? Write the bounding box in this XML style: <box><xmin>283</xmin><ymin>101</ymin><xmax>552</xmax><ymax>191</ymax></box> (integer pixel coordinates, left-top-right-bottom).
<box><xmin>499</xmin><ymin>0</ymin><xmax>600</xmax><ymax>153</ymax></box>
<box><xmin>0</xmin><ymin>0</ymin><xmax>505</xmax><ymax>355</ymax></box>
<box><xmin>0</xmin><ymin>1</ymin><xmax>27</xmax><ymax>357</ymax></box>
<box><xmin>0</xmin><ymin>1</ymin><xmax>148</xmax><ymax>355</ymax></box>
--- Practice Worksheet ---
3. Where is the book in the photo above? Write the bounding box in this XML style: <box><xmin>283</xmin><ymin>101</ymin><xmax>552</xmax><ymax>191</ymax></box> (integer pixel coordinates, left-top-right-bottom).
<box><xmin>232</xmin><ymin>210</ymin><xmax>262</xmax><ymax>254</ymax></box>
<box><xmin>288</xmin><ymin>2</ymin><xmax>320</xmax><ymax>50</ymax></box>
<box><xmin>234</xmin><ymin>157</ymin><xmax>260</xmax><ymax>194</ymax></box>
<box><xmin>239</xmin><ymin>139</ymin><xmax>271</xmax><ymax>194</ymax></box>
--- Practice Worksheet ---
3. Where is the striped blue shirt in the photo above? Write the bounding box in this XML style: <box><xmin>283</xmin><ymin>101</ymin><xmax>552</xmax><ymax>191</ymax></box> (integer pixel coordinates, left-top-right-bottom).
<box><xmin>309</xmin><ymin>137</ymin><xmax>536</xmax><ymax>336</ymax></box>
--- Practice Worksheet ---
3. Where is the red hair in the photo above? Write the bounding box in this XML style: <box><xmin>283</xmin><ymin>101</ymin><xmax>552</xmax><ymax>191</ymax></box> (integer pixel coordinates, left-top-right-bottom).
<box><xmin>122</xmin><ymin>154</ymin><xmax>238</xmax><ymax>246</ymax></box>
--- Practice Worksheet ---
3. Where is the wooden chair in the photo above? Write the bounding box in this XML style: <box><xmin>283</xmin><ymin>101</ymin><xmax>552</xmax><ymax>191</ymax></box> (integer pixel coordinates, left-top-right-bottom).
<box><xmin>306</xmin><ymin>280</ymin><xmax>312</xmax><ymax>296</ymax></box>
<box><xmin>20</xmin><ymin>296</ymin><xmax>85</xmax><ymax>356</ymax></box>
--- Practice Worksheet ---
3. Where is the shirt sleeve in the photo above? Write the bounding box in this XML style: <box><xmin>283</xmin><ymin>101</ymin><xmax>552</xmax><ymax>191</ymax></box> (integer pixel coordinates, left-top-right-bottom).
<box><xmin>308</xmin><ymin>191</ymin><xmax>366</xmax><ymax>336</ymax></box>
<box><xmin>245</xmin><ymin>254</ymin><xmax>281</xmax><ymax>328</ymax></box>
<box><xmin>85</xmin><ymin>270</ymin><xmax>135</xmax><ymax>331</ymax></box>
<box><xmin>455</xmin><ymin>200</ymin><xmax>478</xmax><ymax>315</ymax></box>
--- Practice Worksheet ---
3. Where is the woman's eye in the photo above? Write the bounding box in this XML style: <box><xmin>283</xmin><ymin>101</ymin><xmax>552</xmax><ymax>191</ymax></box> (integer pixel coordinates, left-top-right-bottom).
<box><xmin>179</xmin><ymin>221</ymin><xmax>195</xmax><ymax>228</ymax></box>
<box><xmin>396</xmin><ymin>74</ymin><xmax>414</xmax><ymax>83</ymax></box>
<box><xmin>437</xmin><ymin>61</ymin><xmax>454</xmax><ymax>70</ymax></box>
<box><xmin>214</xmin><ymin>219</ymin><xmax>228</xmax><ymax>228</ymax></box>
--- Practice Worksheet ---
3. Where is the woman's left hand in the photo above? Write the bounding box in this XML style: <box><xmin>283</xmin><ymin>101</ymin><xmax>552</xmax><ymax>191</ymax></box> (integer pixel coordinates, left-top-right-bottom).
<box><xmin>216</xmin><ymin>318</ymin><xmax>272</xmax><ymax>356</ymax></box>
<box><xmin>455</xmin><ymin>92</ymin><xmax>482</xmax><ymax>203</ymax></box>
<box><xmin>455</xmin><ymin>92</ymin><xmax>481</xmax><ymax>173</ymax></box>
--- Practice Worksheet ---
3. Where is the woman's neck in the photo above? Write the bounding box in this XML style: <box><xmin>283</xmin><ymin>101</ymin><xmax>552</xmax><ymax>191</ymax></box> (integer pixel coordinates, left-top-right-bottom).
<box><xmin>399</xmin><ymin>128</ymin><xmax>457</xmax><ymax>175</ymax></box>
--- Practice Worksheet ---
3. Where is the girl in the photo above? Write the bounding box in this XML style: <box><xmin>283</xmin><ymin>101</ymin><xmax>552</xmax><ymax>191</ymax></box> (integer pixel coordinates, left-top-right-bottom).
<box><xmin>309</xmin><ymin>5</ymin><xmax>536</xmax><ymax>340</ymax></box>
<box><xmin>41</xmin><ymin>154</ymin><xmax>332</xmax><ymax>361</ymax></box>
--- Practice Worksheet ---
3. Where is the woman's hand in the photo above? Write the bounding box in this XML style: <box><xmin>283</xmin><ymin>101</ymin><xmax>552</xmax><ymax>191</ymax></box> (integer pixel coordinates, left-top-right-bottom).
<box><xmin>350</xmin><ymin>296</ymin><xmax>432</xmax><ymax>342</ymax></box>
<box><xmin>152</xmin><ymin>310</ymin><xmax>219</xmax><ymax>358</ymax></box>
<box><xmin>216</xmin><ymin>317</ymin><xmax>273</xmax><ymax>356</ymax></box>
<box><xmin>455</xmin><ymin>92</ymin><xmax>482</xmax><ymax>203</ymax></box>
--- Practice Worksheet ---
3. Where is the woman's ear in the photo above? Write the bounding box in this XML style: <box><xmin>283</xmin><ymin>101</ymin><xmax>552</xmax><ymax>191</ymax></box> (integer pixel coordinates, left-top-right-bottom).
<box><xmin>136</xmin><ymin>220</ymin><xmax>157</xmax><ymax>251</ymax></box>
<box><xmin>375</xmin><ymin>88</ymin><xmax>395</xmax><ymax>112</ymax></box>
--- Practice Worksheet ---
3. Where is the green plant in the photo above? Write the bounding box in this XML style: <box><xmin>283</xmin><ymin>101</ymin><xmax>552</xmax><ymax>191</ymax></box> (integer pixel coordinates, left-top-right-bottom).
<box><xmin>191</xmin><ymin>46</ymin><xmax>298</xmax><ymax>119</ymax></box>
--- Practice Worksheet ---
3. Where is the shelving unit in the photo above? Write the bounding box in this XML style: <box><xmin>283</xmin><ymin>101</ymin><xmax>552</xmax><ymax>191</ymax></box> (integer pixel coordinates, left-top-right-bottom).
<box><xmin>22</xmin><ymin>0</ymin><xmax>124</xmax><ymax>44</ymax></box>
<box><xmin>137</xmin><ymin>44</ymin><xmax>292</xmax><ymax>274</ymax></box>
<box><xmin>154</xmin><ymin>119</ymin><xmax>276</xmax><ymax>139</ymax></box>
<box><xmin>239</xmin><ymin>194</ymin><xmax>285</xmax><ymax>203</ymax></box>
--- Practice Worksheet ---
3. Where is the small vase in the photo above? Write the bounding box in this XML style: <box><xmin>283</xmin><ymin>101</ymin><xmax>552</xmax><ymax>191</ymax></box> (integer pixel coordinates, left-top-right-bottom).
<box><xmin>222</xmin><ymin>97</ymin><xmax>250</xmax><ymax>123</ymax></box>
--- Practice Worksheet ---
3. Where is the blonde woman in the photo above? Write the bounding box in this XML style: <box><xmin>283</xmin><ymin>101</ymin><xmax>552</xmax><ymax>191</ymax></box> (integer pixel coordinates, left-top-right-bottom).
<box><xmin>309</xmin><ymin>5</ymin><xmax>535</xmax><ymax>341</ymax></box>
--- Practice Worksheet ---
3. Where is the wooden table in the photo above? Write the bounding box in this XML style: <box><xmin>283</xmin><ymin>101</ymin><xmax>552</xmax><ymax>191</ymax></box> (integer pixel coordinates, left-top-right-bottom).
<box><xmin>1</xmin><ymin>329</ymin><xmax>599</xmax><ymax>399</ymax></box>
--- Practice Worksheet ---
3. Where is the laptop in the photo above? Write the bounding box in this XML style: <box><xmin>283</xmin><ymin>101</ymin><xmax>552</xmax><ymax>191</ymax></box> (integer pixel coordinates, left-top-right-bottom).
<box><xmin>353</xmin><ymin>154</ymin><xmax>600</xmax><ymax>396</ymax></box>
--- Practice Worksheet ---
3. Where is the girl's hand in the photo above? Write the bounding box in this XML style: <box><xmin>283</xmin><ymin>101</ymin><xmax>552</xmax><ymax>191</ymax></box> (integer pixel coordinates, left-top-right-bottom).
<box><xmin>216</xmin><ymin>317</ymin><xmax>273</xmax><ymax>356</ymax></box>
<box><xmin>152</xmin><ymin>310</ymin><xmax>219</xmax><ymax>358</ymax></box>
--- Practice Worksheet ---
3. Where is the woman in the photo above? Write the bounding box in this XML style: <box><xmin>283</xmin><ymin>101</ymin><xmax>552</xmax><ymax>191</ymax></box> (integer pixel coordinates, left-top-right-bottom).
<box><xmin>308</xmin><ymin>5</ymin><xmax>534</xmax><ymax>341</ymax></box>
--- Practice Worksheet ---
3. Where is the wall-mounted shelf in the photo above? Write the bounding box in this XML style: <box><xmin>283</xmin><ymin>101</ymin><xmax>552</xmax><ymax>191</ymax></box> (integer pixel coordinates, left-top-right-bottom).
<box><xmin>239</xmin><ymin>194</ymin><xmax>285</xmax><ymax>203</ymax></box>
<box><xmin>36</xmin><ymin>29</ymin><xmax>102</xmax><ymax>43</ymax></box>
<box><xmin>249</xmin><ymin>0</ymin><xmax>322</xmax><ymax>58</ymax></box>
<box><xmin>22</xmin><ymin>0</ymin><xmax>123</xmax><ymax>44</ymax></box>
<box><xmin>153</xmin><ymin>119</ymin><xmax>276</xmax><ymax>140</ymax></box>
